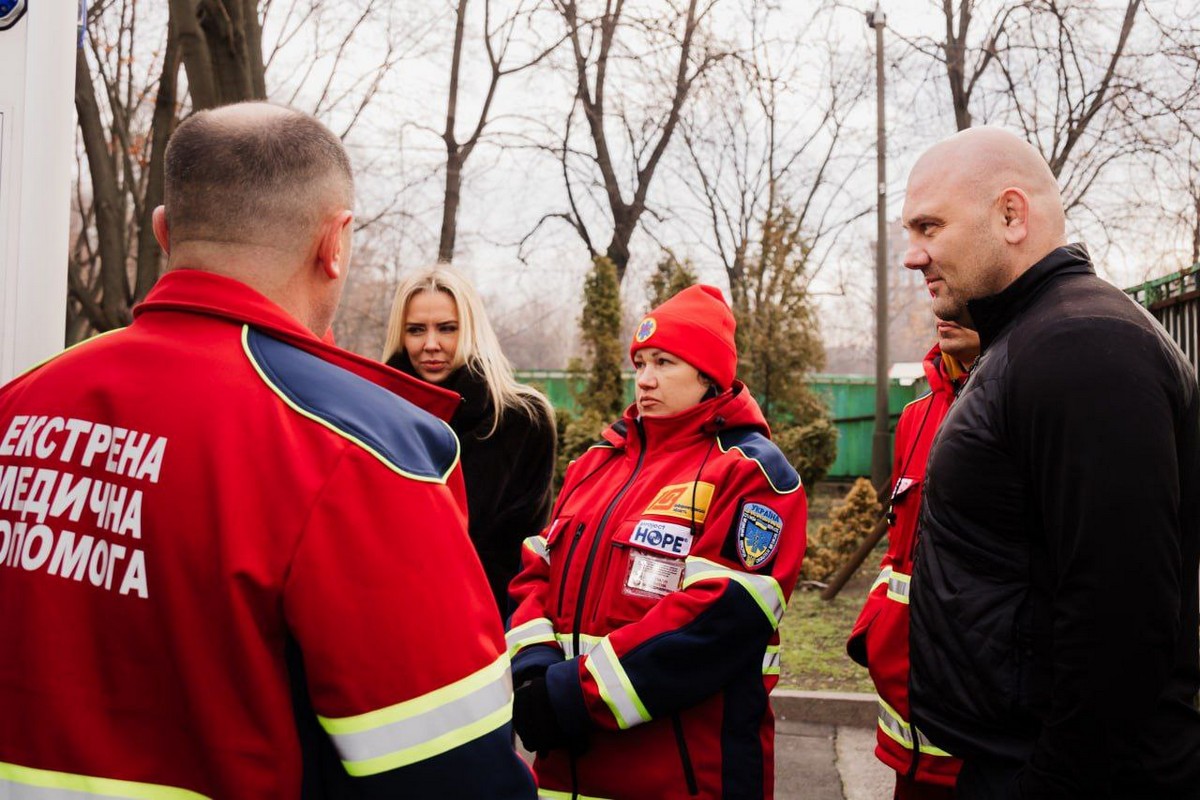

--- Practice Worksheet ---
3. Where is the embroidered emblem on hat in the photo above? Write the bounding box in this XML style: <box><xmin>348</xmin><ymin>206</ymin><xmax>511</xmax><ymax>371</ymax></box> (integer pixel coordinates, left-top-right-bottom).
<box><xmin>635</xmin><ymin>317</ymin><xmax>657</xmax><ymax>343</ymax></box>
<box><xmin>736</xmin><ymin>502</ymin><xmax>783</xmax><ymax>570</ymax></box>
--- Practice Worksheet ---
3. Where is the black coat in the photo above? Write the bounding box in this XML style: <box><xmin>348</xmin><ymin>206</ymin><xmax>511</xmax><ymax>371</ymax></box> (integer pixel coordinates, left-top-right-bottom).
<box><xmin>388</xmin><ymin>352</ymin><xmax>556</xmax><ymax>617</ymax></box>
<box><xmin>909</xmin><ymin>245</ymin><xmax>1200</xmax><ymax>798</ymax></box>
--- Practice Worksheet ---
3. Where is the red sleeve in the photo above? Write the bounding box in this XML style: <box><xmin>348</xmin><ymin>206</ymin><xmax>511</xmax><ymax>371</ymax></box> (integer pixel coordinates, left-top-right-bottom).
<box><xmin>283</xmin><ymin>446</ymin><xmax>533</xmax><ymax>796</ymax></box>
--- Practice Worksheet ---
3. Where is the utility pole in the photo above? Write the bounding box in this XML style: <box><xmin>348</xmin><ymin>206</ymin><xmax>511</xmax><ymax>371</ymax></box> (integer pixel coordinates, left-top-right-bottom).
<box><xmin>867</xmin><ymin>4</ymin><xmax>890</xmax><ymax>490</ymax></box>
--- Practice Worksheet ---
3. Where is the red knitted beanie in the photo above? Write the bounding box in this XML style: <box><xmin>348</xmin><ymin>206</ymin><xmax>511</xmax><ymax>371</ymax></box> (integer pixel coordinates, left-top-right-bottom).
<box><xmin>630</xmin><ymin>284</ymin><xmax>738</xmax><ymax>389</ymax></box>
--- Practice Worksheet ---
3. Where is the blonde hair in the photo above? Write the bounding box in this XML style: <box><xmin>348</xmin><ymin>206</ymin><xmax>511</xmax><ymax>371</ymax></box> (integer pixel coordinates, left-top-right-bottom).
<box><xmin>382</xmin><ymin>266</ymin><xmax>553</xmax><ymax>436</ymax></box>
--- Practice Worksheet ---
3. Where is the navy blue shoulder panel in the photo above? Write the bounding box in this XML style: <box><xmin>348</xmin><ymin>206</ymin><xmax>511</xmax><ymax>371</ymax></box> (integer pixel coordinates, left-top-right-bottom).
<box><xmin>717</xmin><ymin>427</ymin><xmax>801</xmax><ymax>494</ymax></box>
<box><xmin>245</xmin><ymin>328</ymin><xmax>458</xmax><ymax>482</ymax></box>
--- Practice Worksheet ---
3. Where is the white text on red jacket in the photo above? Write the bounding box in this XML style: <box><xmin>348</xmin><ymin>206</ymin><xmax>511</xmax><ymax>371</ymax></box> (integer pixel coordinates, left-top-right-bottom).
<box><xmin>0</xmin><ymin>415</ymin><xmax>168</xmax><ymax>600</ymax></box>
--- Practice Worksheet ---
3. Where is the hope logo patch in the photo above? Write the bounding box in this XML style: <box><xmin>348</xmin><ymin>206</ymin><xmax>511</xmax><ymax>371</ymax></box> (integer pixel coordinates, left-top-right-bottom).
<box><xmin>736</xmin><ymin>502</ymin><xmax>783</xmax><ymax>570</ymax></box>
<box><xmin>635</xmin><ymin>317</ymin><xmax>657</xmax><ymax>343</ymax></box>
<box><xmin>629</xmin><ymin>520</ymin><xmax>693</xmax><ymax>557</ymax></box>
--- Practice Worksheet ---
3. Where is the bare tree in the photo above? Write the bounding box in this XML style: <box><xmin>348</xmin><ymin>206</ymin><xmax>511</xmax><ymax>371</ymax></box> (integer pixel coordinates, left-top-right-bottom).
<box><xmin>70</xmin><ymin>0</ymin><xmax>415</xmax><ymax>342</ymax></box>
<box><xmin>677</xmin><ymin>5</ymin><xmax>871</xmax><ymax>314</ymax></box>
<box><xmin>531</xmin><ymin>0</ymin><xmax>728</xmax><ymax>283</ymax></box>
<box><xmin>896</xmin><ymin>0</ymin><xmax>1180</xmax><ymax>217</ymax></box>
<box><xmin>436</xmin><ymin>0</ymin><xmax>563</xmax><ymax>262</ymax></box>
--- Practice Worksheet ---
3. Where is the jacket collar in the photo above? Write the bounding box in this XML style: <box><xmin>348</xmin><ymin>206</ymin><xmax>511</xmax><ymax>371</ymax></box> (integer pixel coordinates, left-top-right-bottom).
<box><xmin>603</xmin><ymin>381</ymin><xmax>771</xmax><ymax>453</ymax></box>
<box><xmin>386</xmin><ymin>351</ymin><xmax>487</xmax><ymax>432</ymax></box>
<box><xmin>967</xmin><ymin>243</ymin><xmax>1094</xmax><ymax>352</ymax></box>
<box><xmin>135</xmin><ymin>269</ymin><xmax>462</xmax><ymax>421</ymax></box>
<box><xmin>921</xmin><ymin>342</ymin><xmax>968</xmax><ymax>401</ymax></box>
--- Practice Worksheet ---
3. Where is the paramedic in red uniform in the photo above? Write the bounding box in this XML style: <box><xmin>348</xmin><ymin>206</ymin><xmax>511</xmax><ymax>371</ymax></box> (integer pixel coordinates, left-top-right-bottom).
<box><xmin>507</xmin><ymin>284</ymin><xmax>808</xmax><ymax>799</ymax></box>
<box><xmin>847</xmin><ymin>320</ymin><xmax>979</xmax><ymax>799</ymax></box>
<box><xmin>0</xmin><ymin>102</ymin><xmax>534</xmax><ymax>799</ymax></box>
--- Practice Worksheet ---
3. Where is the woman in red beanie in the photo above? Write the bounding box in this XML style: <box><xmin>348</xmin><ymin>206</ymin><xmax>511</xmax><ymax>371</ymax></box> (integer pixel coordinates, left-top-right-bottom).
<box><xmin>507</xmin><ymin>284</ymin><xmax>808</xmax><ymax>799</ymax></box>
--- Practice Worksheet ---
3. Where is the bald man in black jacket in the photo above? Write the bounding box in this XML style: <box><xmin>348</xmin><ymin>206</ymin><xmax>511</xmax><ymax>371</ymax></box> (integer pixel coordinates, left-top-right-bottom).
<box><xmin>902</xmin><ymin>127</ymin><xmax>1200</xmax><ymax>800</ymax></box>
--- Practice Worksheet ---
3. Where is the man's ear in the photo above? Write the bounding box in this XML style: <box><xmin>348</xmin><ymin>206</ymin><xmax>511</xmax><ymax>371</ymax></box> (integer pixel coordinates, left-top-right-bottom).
<box><xmin>316</xmin><ymin>210</ymin><xmax>354</xmax><ymax>280</ymax></box>
<box><xmin>997</xmin><ymin>187</ymin><xmax>1030</xmax><ymax>245</ymax></box>
<box><xmin>152</xmin><ymin>206</ymin><xmax>170</xmax><ymax>255</ymax></box>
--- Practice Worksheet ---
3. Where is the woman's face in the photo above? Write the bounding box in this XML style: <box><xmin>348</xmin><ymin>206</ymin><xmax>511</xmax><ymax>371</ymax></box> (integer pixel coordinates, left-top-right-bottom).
<box><xmin>404</xmin><ymin>290</ymin><xmax>460</xmax><ymax>384</ymax></box>
<box><xmin>633</xmin><ymin>347</ymin><xmax>710</xmax><ymax>417</ymax></box>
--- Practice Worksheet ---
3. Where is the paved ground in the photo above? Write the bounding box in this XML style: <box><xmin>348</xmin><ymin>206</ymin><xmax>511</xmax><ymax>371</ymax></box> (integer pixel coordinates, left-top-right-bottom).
<box><xmin>773</xmin><ymin>690</ymin><xmax>894</xmax><ymax>799</ymax></box>
<box><xmin>775</xmin><ymin>719</ymin><xmax>893</xmax><ymax>800</ymax></box>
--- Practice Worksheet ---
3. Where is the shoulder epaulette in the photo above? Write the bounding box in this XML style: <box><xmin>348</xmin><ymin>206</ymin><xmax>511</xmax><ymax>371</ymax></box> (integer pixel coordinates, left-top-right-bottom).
<box><xmin>717</xmin><ymin>427</ymin><xmax>802</xmax><ymax>494</ymax></box>
<box><xmin>243</xmin><ymin>327</ymin><xmax>459</xmax><ymax>483</ymax></box>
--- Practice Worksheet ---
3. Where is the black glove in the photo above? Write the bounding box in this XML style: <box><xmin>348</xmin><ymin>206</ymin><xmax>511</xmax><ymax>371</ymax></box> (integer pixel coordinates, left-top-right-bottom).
<box><xmin>512</xmin><ymin>677</ymin><xmax>567</xmax><ymax>753</ymax></box>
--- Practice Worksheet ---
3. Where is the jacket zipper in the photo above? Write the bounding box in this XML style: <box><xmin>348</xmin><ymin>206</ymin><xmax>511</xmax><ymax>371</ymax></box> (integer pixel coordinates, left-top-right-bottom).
<box><xmin>571</xmin><ymin>419</ymin><xmax>646</xmax><ymax>658</ymax></box>
<box><xmin>672</xmin><ymin>713</ymin><xmax>699</xmax><ymax>795</ymax></box>
<box><xmin>556</xmin><ymin>523</ymin><xmax>586</xmax><ymax>617</ymax></box>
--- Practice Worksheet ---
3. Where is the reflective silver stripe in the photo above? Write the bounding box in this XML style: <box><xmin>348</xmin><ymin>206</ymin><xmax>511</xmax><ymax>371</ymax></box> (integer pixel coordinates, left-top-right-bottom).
<box><xmin>0</xmin><ymin>761</ymin><xmax>210</xmax><ymax>800</ymax></box>
<box><xmin>871</xmin><ymin>566</ymin><xmax>892</xmax><ymax>592</ymax></box>
<box><xmin>524</xmin><ymin>535</ymin><xmax>549</xmax><ymax>564</ymax></box>
<box><xmin>583</xmin><ymin>638</ymin><xmax>651</xmax><ymax>730</ymax></box>
<box><xmin>762</xmin><ymin>646</ymin><xmax>781</xmax><ymax>675</ymax></box>
<box><xmin>877</xmin><ymin>699</ymin><xmax>911</xmax><ymax>747</ymax></box>
<box><xmin>886</xmin><ymin>570</ymin><xmax>910</xmax><ymax>604</ymax></box>
<box><xmin>876</xmin><ymin>698</ymin><xmax>952</xmax><ymax>757</ymax></box>
<box><xmin>506</xmin><ymin>617</ymin><xmax>556</xmax><ymax>656</ymax></box>
<box><xmin>682</xmin><ymin>557</ymin><xmax>787</xmax><ymax>627</ymax></box>
<box><xmin>320</xmin><ymin>655</ymin><xmax>513</xmax><ymax>775</ymax></box>
<box><xmin>916</xmin><ymin>728</ymin><xmax>951</xmax><ymax>756</ymax></box>
<box><xmin>554</xmin><ymin>632</ymin><xmax>602</xmax><ymax>660</ymax></box>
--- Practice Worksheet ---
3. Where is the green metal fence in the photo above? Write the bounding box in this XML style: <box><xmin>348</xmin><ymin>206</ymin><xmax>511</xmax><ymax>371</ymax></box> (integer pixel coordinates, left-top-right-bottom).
<box><xmin>515</xmin><ymin>370</ymin><xmax>918</xmax><ymax>479</ymax></box>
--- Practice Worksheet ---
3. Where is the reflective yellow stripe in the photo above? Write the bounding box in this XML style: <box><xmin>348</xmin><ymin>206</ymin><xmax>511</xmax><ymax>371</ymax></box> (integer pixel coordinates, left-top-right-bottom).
<box><xmin>682</xmin><ymin>556</ymin><xmax>787</xmax><ymax>628</ymax></box>
<box><xmin>0</xmin><ymin>761</ymin><xmax>209</xmax><ymax>800</ymax></box>
<box><xmin>539</xmin><ymin>790</ymin><xmax>613</xmax><ymax>800</ymax></box>
<box><xmin>763</xmin><ymin>644</ymin><xmax>781</xmax><ymax>675</ymax></box>
<box><xmin>584</xmin><ymin>638</ymin><xmax>651</xmax><ymax>730</ymax></box>
<box><xmin>506</xmin><ymin>617</ymin><xmax>556</xmax><ymax>657</ymax></box>
<box><xmin>886</xmin><ymin>570</ymin><xmax>910</xmax><ymax>605</ymax></box>
<box><xmin>876</xmin><ymin>698</ymin><xmax>953</xmax><ymax>757</ymax></box>
<box><xmin>523</xmin><ymin>535</ymin><xmax>549</xmax><ymax>564</ymax></box>
<box><xmin>319</xmin><ymin>654</ymin><xmax>513</xmax><ymax>776</ymax></box>
<box><xmin>555</xmin><ymin>632</ymin><xmax>603</xmax><ymax>660</ymax></box>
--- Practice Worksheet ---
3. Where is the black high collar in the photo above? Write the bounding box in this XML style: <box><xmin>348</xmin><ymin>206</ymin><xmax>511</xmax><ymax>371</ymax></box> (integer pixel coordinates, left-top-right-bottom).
<box><xmin>967</xmin><ymin>243</ymin><xmax>1095</xmax><ymax>352</ymax></box>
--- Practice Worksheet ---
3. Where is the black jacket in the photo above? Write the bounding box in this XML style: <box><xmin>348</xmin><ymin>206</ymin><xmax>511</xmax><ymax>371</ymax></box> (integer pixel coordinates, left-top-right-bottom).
<box><xmin>388</xmin><ymin>352</ymin><xmax>556</xmax><ymax>617</ymax></box>
<box><xmin>910</xmin><ymin>245</ymin><xmax>1200</xmax><ymax>798</ymax></box>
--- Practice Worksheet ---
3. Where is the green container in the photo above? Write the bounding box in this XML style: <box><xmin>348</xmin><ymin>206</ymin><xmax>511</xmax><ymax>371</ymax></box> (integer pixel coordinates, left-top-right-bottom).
<box><xmin>516</xmin><ymin>370</ymin><xmax>917</xmax><ymax>479</ymax></box>
<box><xmin>809</xmin><ymin>375</ymin><xmax>917</xmax><ymax>479</ymax></box>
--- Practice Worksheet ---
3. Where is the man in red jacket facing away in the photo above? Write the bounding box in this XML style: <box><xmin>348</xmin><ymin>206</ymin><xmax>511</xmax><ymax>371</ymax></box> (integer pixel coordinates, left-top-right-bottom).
<box><xmin>0</xmin><ymin>103</ymin><xmax>534</xmax><ymax>799</ymax></box>
<box><xmin>847</xmin><ymin>319</ymin><xmax>979</xmax><ymax>799</ymax></box>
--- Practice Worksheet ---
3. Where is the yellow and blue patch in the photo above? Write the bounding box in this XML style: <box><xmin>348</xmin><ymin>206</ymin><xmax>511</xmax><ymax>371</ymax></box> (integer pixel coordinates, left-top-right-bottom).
<box><xmin>736</xmin><ymin>502</ymin><xmax>783</xmax><ymax>570</ymax></box>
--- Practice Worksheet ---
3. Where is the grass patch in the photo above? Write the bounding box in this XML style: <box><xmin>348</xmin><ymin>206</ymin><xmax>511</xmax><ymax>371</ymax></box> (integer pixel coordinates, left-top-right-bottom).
<box><xmin>778</xmin><ymin>579</ymin><xmax>876</xmax><ymax>693</ymax></box>
<box><xmin>775</xmin><ymin>480</ymin><xmax>883</xmax><ymax>693</ymax></box>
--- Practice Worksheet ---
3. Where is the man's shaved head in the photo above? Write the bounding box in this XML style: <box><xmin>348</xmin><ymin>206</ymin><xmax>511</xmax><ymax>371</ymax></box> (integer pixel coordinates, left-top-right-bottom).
<box><xmin>901</xmin><ymin>127</ymin><xmax>1068</xmax><ymax>323</ymax></box>
<box><xmin>908</xmin><ymin>127</ymin><xmax>1065</xmax><ymax>240</ymax></box>
<box><xmin>163</xmin><ymin>102</ymin><xmax>353</xmax><ymax>250</ymax></box>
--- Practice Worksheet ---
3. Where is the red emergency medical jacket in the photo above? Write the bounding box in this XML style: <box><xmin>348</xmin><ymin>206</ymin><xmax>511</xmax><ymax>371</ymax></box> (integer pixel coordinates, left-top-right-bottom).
<box><xmin>507</xmin><ymin>385</ymin><xmax>807</xmax><ymax>799</ymax></box>
<box><xmin>847</xmin><ymin>343</ymin><xmax>964</xmax><ymax>787</ymax></box>
<box><xmin>0</xmin><ymin>270</ymin><xmax>534</xmax><ymax>799</ymax></box>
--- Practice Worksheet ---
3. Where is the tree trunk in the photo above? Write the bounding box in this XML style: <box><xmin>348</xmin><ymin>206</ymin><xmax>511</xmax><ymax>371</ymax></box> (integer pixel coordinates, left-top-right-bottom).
<box><xmin>134</xmin><ymin>21</ymin><xmax>183</xmax><ymax>302</ymax></box>
<box><xmin>75</xmin><ymin>49</ymin><xmax>129</xmax><ymax>330</ymax></box>
<box><xmin>439</xmin><ymin>151</ymin><xmax>464</xmax><ymax>263</ymax></box>
<box><xmin>438</xmin><ymin>0</ymin><xmax>469</xmax><ymax>263</ymax></box>
<box><xmin>199</xmin><ymin>0</ymin><xmax>259</xmax><ymax>105</ymax></box>
<box><xmin>170</xmin><ymin>0</ymin><xmax>219</xmax><ymax>110</ymax></box>
<box><xmin>243</xmin><ymin>0</ymin><xmax>267</xmax><ymax>99</ymax></box>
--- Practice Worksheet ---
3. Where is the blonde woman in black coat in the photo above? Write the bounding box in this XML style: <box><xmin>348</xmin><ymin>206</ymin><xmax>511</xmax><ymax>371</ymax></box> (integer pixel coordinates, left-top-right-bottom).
<box><xmin>383</xmin><ymin>266</ymin><xmax>556</xmax><ymax>618</ymax></box>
